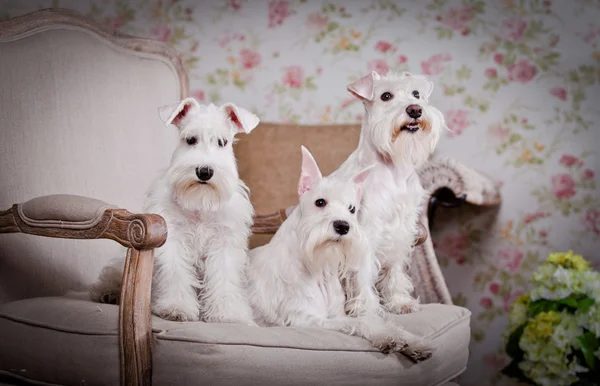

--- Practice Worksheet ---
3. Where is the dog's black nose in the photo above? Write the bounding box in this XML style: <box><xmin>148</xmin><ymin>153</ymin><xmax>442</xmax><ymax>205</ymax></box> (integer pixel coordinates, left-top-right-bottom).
<box><xmin>196</xmin><ymin>166</ymin><xmax>214</xmax><ymax>182</ymax></box>
<box><xmin>406</xmin><ymin>104</ymin><xmax>422</xmax><ymax>119</ymax></box>
<box><xmin>333</xmin><ymin>220</ymin><xmax>350</xmax><ymax>236</ymax></box>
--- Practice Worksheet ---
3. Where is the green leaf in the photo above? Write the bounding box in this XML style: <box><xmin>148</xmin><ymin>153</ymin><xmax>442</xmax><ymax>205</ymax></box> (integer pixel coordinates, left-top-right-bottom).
<box><xmin>576</xmin><ymin>331</ymin><xmax>599</xmax><ymax>370</ymax></box>
<box><xmin>509</xmin><ymin>133</ymin><xmax>522</xmax><ymax>143</ymax></box>
<box><xmin>528</xmin><ymin>299</ymin><xmax>559</xmax><ymax>315</ymax></box>
<box><xmin>558</xmin><ymin>297</ymin><xmax>578</xmax><ymax>308</ymax></box>
<box><xmin>501</xmin><ymin>359</ymin><xmax>536</xmax><ymax>384</ymax></box>
<box><xmin>506</xmin><ymin>323</ymin><xmax>526</xmax><ymax>359</ymax></box>
<box><xmin>579</xmin><ymin>297</ymin><xmax>595</xmax><ymax>312</ymax></box>
<box><xmin>327</xmin><ymin>22</ymin><xmax>339</xmax><ymax>32</ymax></box>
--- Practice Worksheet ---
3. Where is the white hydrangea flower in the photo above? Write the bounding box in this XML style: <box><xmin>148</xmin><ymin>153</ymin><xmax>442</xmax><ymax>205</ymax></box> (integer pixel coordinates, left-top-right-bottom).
<box><xmin>509</xmin><ymin>252</ymin><xmax>599</xmax><ymax>385</ymax></box>
<box><xmin>508</xmin><ymin>301</ymin><xmax>528</xmax><ymax>330</ymax></box>
<box><xmin>530</xmin><ymin>265</ymin><xmax>574</xmax><ymax>301</ymax></box>
<box><xmin>582</xmin><ymin>270</ymin><xmax>600</xmax><ymax>298</ymax></box>
<box><xmin>576</xmin><ymin>303</ymin><xmax>600</xmax><ymax>337</ymax></box>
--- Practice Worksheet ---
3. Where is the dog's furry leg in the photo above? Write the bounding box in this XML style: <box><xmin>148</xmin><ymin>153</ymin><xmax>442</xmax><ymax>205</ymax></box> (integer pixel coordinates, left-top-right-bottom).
<box><xmin>151</xmin><ymin>235</ymin><xmax>201</xmax><ymax>322</ymax></box>
<box><xmin>294</xmin><ymin>313</ymin><xmax>432</xmax><ymax>362</ymax></box>
<box><xmin>89</xmin><ymin>257</ymin><xmax>125</xmax><ymax>304</ymax></box>
<box><xmin>377</xmin><ymin>260</ymin><xmax>420</xmax><ymax>314</ymax></box>
<box><xmin>343</xmin><ymin>259</ymin><xmax>385</xmax><ymax>318</ymax></box>
<box><xmin>200</xmin><ymin>241</ymin><xmax>256</xmax><ymax>325</ymax></box>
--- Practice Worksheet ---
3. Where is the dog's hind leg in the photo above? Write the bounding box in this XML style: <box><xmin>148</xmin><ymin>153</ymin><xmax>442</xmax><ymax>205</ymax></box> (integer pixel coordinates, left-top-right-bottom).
<box><xmin>89</xmin><ymin>257</ymin><xmax>125</xmax><ymax>304</ymax></box>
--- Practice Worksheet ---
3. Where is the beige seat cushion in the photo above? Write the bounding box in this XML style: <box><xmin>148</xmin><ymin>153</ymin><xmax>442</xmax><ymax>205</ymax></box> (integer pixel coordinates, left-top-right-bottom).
<box><xmin>0</xmin><ymin>294</ymin><xmax>469</xmax><ymax>386</ymax></box>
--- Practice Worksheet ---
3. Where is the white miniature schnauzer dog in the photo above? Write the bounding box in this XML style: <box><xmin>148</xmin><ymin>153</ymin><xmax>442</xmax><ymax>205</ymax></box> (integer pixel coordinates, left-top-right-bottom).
<box><xmin>330</xmin><ymin>71</ymin><xmax>446</xmax><ymax>315</ymax></box>
<box><xmin>90</xmin><ymin>97</ymin><xmax>258</xmax><ymax>324</ymax></box>
<box><xmin>247</xmin><ymin>146</ymin><xmax>432</xmax><ymax>361</ymax></box>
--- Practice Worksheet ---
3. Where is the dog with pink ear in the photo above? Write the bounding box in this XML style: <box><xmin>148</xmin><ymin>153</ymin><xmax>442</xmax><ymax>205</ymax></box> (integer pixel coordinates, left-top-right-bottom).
<box><xmin>91</xmin><ymin>98</ymin><xmax>260</xmax><ymax>324</ymax></box>
<box><xmin>329</xmin><ymin>70</ymin><xmax>447</xmax><ymax>315</ymax></box>
<box><xmin>247</xmin><ymin>146</ymin><xmax>433</xmax><ymax>362</ymax></box>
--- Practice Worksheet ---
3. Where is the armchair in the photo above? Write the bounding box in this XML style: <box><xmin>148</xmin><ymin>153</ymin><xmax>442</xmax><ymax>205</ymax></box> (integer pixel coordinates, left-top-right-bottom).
<box><xmin>0</xmin><ymin>8</ymin><xmax>501</xmax><ymax>386</ymax></box>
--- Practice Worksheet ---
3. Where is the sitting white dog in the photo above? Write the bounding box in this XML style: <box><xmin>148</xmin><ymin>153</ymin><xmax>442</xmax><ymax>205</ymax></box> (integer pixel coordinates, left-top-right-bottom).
<box><xmin>247</xmin><ymin>146</ymin><xmax>433</xmax><ymax>361</ymax></box>
<box><xmin>330</xmin><ymin>71</ymin><xmax>446</xmax><ymax>315</ymax></box>
<box><xmin>90</xmin><ymin>97</ymin><xmax>258</xmax><ymax>324</ymax></box>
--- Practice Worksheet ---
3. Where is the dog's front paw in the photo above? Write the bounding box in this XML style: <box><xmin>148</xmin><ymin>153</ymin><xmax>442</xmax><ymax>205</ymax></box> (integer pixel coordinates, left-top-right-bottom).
<box><xmin>370</xmin><ymin>334</ymin><xmax>408</xmax><ymax>354</ymax></box>
<box><xmin>398</xmin><ymin>340</ymin><xmax>434</xmax><ymax>363</ymax></box>
<box><xmin>153</xmin><ymin>306</ymin><xmax>199</xmax><ymax>322</ymax></box>
<box><xmin>386</xmin><ymin>296</ymin><xmax>421</xmax><ymax>314</ymax></box>
<box><xmin>345</xmin><ymin>296</ymin><xmax>385</xmax><ymax>318</ymax></box>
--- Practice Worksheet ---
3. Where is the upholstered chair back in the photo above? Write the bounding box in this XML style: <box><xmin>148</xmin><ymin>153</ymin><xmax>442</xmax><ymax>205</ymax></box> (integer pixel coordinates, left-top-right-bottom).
<box><xmin>0</xmin><ymin>10</ymin><xmax>187</xmax><ymax>302</ymax></box>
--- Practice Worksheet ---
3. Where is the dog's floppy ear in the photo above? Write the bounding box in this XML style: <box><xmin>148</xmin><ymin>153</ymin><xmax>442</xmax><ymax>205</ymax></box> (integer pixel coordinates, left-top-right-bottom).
<box><xmin>158</xmin><ymin>97</ymin><xmax>200</xmax><ymax>128</ymax></box>
<box><xmin>424</xmin><ymin>78</ymin><xmax>435</xmax><ymax>101</ymax></box>
<box><xmin>298</xmin><ymin>145</ymin><xmax>323</xmax><ymax>198</ymax></box>
<box><xmin>221</xmin><ymin>103</ymin><xmax>260</xmax><ymax>134</ymax></box>
<box><xmin>347</xmin><ymin>71</ymin><xmax>380</xmax><ymax>102</ymax></box>
<box><xmin>351</xmin><ymin>164</ymin><xmax>375</xmax><ymax>203</ymax></box>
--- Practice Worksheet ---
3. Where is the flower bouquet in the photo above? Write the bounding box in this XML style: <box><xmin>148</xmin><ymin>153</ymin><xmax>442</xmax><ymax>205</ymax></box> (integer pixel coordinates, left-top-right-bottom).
<box><xmin>502</xmin><ymin>251</ymin><xmax>600</xmax><ymax>386</ymax></box>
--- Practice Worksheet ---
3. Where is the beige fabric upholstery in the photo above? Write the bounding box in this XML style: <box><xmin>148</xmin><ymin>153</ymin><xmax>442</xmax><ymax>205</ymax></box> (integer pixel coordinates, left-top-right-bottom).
<box><xmin>0</xmin><ymin>294</ymin><xmax>470</xmax><ymax>386</ymax></box>
<box><xmin>0</xmin><ymin>26</ymin><xmax>182</xmax><ymax>303</ymax></box>
<box><xmin>17</xmin><ymin>194</ymin><xmax>115</xmax><ymax>229</ymax></box>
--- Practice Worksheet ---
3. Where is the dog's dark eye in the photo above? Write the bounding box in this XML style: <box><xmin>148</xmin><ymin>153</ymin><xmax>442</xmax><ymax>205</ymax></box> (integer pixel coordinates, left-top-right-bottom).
<box><xmin>315</xmin><ymin>199</ymin><xmax>327</xmax><ymax>208</ymax></box>
<box><xmin>186</xmin><ymin>136</ymin><xmax>197</xmax><ymax>145</ymax></box>
<box><xmin>349</xmin><ymin>205</ymin><xmax>356</xmax><ymax>214</ymax></box>
<box><xmin>218</xmin><ymin>139</ymin><xmax>228</xmax><ymax>147</ymax></box>
<box><xmin>412</xmin><ymin>90</ymin><xmax>420</xmax><ymax>99</ymax></box>
<box><xmin>380</xmin><ymin>92</ymin><xmax>393</xmax><ymax>101</ymax></box>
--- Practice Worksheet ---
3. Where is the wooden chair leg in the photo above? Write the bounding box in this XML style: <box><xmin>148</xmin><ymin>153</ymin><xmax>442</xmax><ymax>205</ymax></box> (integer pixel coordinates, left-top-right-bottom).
<box><xmin>119</xmin><ymin>248</ymin><xmax>154</xmax><ymax>386</ymax></box>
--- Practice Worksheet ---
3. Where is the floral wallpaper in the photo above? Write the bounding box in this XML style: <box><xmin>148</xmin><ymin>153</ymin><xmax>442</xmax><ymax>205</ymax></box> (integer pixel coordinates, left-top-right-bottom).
<box><xmin>2</xmin><ymin>0</ymin><xmax>599</xmax><ymax>385</ymax></box>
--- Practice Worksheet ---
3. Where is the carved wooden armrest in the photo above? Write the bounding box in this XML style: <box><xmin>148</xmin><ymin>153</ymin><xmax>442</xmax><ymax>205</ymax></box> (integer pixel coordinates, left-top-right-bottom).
<box><xmin>0</xmin><ymin>194</ymin><xmax>167</xmax><ymax>249</ymax></box>
<box><xmin>0</xmin><ymin>194</ymin><xmax>165</xmax><ymax>386</ymax></box>
<box><xmin>418</xmin><ymin>157</ymin><xmax>501</xmax><ymax>228</ymax></box>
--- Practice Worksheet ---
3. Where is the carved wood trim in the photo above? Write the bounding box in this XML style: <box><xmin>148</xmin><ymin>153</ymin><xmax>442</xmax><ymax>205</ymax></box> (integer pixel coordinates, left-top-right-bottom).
<box><xmin>418</xmin><ymin>161</ymin><xmax>501</xmax><ymax>207</ymax></box>
<box><xmin>0</xmin><ymin>205</ymin><xmax>167</xmax><ymax>250</ymax></box>
<box><xmin>251</xmin><ymin>209</ymin><xmax>288</xmax><ymax>234</ymax></box>
<box><xmin>119</xmin><ymin>248</ymin><xmax>154</xmax><ymax>386</ymax></box>
<box><xmin>0</xmin><ymin>208</ymin><xmax>19</xmax><ymax>233</ymax></box>
<box><xmin>411</xmin><ymin>214</ymin><xmax>453</xmax><ymax>305</ymax></box>
<box><xmin>0</xmin><ymin>8</ymin><xmax>189</xmax><ymax>99</ymax></box>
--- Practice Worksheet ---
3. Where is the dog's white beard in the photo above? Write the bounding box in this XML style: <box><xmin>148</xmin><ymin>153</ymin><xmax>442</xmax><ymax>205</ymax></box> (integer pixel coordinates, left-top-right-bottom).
<box><xmin>298</xmin><ymin>218</ymin><xmax>368</xmax><ymax>278</ymax></box>
<box><xmin>391</xmin><ymin>132</ymin><xmax>434</xmax><ymax>168</ymax></box>
<box><xmin>369</xmin><ymin>115</ymin><xmax>440</xmax><ymax>168</ymax></box>
<box><xmin>169</xmin><ymin>167</ymin><xmax>237</xmax><ymax>213</ymax></box>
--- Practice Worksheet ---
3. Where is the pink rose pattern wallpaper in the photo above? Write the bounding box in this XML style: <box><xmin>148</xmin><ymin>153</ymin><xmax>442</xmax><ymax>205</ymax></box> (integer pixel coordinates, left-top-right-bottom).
<box><xmin>3</xmin><ymin>0</ymin><xmax>600</xmax><ymax>384</ymax></box>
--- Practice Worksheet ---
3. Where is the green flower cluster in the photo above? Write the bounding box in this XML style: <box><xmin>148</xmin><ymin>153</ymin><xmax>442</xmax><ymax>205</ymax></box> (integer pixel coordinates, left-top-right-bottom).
<box><xmin>503</xmin><ymin>251</ymin><xmax>600</xmax><ymax>386</ymax></box>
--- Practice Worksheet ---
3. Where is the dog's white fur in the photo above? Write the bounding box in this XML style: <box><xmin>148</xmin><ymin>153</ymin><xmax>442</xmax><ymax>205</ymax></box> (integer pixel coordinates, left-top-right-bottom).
<box><xmin>329</xmin><ymin>71</ymin><xmax>446</xmax><ymax>314</ymax></box>
<box><xmin>247</xmin><ymin>146</ymin><xmax>433</xmax><ymax>361</ymax></box>
<box><xmin>90</xmin><ymin>98</ymin><xmax>258</xmax><ymax>324</ymax></box>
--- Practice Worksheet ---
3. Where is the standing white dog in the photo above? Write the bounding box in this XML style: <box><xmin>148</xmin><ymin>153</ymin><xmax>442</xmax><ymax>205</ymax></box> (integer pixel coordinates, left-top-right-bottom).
<box><xmin>247</xmin><ymin>146</ymin><xmax>433</xmax><ymax>361</ymax></box>
<box><xmin>330</xmin><ymin>71</ymin><xmax>445</xmax><ymax>315</ymax></box>
<box><xmin>90</xmin><ymin>97</ymin><xmax>258</xmax><ymax>324</ymax></box>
